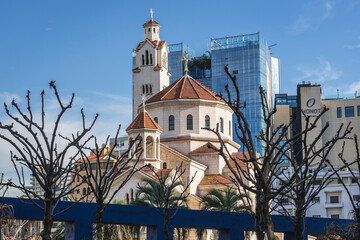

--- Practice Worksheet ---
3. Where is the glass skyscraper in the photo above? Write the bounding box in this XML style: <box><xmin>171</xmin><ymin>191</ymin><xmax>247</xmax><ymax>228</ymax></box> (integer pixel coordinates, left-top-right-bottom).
<box><xmin>211</xmin><ymin>33</ymin><xmax>275</xmax><ymax>154</ymax></box>
<box><xmin>168</xmin><ymin>43</ymin><xmax>196</xmax><ymax>83</ymax></box>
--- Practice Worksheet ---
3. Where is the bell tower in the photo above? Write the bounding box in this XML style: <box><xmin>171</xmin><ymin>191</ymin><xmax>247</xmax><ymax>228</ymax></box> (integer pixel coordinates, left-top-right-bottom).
<box><xmin>132</xmin><ymin>9</ymin><xmax>170</xmax><ymax>119</ymax></box>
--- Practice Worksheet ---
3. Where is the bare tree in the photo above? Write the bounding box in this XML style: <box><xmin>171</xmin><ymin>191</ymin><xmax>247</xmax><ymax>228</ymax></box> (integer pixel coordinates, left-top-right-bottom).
<box><xmin>0</xmin><ymin>82</ymin><xmax>97</xmax><ymax>240</ymax></box>
<box><xmin>136</xmin><ymin>162</ymin><xmax>196</xmax><ymax>240</ymax></box>
<box><xmin>206</xmin><ymin>66</ymin><xmax>339</xmax><ymax>240</ymax></box>
<box><xmin>72</xmin><ymin>127</ymin><xmax>143</xmax><ymax>240</ymax></box>
<box><xmin>274</xmin><ymin>121</ymin><xmax>353</xmax><ymax>240</ymax></box>
<box><xmin>326</xmin><ymin>135</ymin><xmax>360</xmax><ymax>239</ymax></box>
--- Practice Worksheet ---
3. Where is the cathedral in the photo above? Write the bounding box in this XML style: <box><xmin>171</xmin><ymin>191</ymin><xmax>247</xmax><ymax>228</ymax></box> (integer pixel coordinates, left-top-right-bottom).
<box><xmin>106</xmin><ymin>13</ymin><xmax>245</xmax><ymax>209</ymax></box>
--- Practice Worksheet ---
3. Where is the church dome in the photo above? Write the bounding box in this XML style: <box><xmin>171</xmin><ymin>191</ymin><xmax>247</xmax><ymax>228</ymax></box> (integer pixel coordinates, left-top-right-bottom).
<box><xmin>145</xmin><ymin>75</ymin><xmax>223</xmax><ymax>104</ymax></box>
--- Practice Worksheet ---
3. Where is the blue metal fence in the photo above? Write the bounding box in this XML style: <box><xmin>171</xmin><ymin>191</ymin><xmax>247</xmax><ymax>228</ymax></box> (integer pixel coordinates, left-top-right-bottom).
<box><xmin>0</xmin><ymin>197</ymin><xmax>353</xmax><ymax>240</ymax></box>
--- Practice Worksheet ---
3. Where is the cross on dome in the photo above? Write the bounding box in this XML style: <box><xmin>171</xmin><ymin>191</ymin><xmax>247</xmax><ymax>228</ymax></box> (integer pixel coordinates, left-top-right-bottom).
<box><xmin>142</xmin><ymin>94</ymin><xmax>146</xmax><ymax>112</ymax></box>
<box><xmin>150</xmin><ymin>8</ymin><xmax>154</xmax><ymax>20</ymax></box>
<box><xmin>181</xmin><ymin>52</ymin><xmax>192</xmax><ymax>76</ymax></box>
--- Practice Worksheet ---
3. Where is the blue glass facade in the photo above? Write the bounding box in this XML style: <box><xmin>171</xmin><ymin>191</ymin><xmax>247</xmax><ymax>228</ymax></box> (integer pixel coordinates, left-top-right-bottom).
<box><xmin>211</xmin><ymin>33</ymin><xmax>272</xmax><ymax>154</ymax></box>
<box><xmin>168</xmin><ymin>43</ymin><xmax>196</xmax><ymax>83</ymax></box>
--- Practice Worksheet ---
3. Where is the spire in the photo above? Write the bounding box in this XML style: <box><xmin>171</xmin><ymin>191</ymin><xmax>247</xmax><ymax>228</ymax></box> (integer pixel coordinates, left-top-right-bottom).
<box><xmin>181</xmin><ymin>52</ymin><xmax>192</xmax><ymax>76</ymax></box>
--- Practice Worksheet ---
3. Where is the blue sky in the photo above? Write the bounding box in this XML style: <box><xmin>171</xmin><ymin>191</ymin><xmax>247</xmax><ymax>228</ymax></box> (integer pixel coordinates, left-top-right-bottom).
<box><xmin>0</xmin><ymin>0</ymin><xmax>360</xmax><ymax>195</ymax></box>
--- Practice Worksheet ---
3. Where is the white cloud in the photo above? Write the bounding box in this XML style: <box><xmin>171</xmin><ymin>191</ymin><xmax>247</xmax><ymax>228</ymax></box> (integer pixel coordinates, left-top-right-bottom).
<box><xmin>0</xmin><ymin>92</ymin><xmax>21</xmax><ymax>104</ymax></box>
<box><xmin>344</xmin><ymin>43</ymin><xmax>360</xmax><ymax>49</ymax></box>
<box><xmin>294</xmin><ymin>58</ymin><xmax>342</xmax><ymax>84</ymax></box>
<box><xmin>288</xmin><ymin>1</ymin><xmax>335</xmax><ymax>35</ymax></box>
<box><xmin>345</xmin><ymin>81</ymin><xmax>360</xmax><ymax>94</ymax></box>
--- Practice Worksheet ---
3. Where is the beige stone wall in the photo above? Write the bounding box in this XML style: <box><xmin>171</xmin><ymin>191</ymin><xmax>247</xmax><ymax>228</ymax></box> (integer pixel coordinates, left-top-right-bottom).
<box><xmin>321</xmin><ymin>98</ymin><xmax>360</xmax><ymax>169</ymax></box>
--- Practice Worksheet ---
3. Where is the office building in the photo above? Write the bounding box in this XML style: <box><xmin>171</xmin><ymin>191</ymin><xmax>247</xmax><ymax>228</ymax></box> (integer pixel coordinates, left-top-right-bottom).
<box><xmin>273</xmin><ymin>82</ymin><xmax>360</xmax><ymax>219</ymax></box>
<box><xmin>211</xmin><ymin>33</ymin><xmax>278</xmax><ymax>154</ymax></box>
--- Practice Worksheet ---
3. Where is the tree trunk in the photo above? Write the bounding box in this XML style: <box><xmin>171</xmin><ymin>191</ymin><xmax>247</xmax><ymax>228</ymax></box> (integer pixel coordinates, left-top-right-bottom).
<box><xmin>255</xmin><ymin>193</ymin><xmax>265</xmax><ymax>240</ymax></box>
<box><xmin>95</xmin><ymin>201</ymin><xmax>104</xmax><ymax>240</ymax></box>
<box><xmin>294</xmin><ymin>212</ymin><xmax>304</xmax><ymax>240</ymax></box>
<box><xmin>263</xmin><ymin>201</ymin><xmax>276</xmax><ymax>240</ymax></box>
<box><xmin>40</xmin><ymin>197</ymin><xmax>54</xmax><ymax>240</ymax></box>
<box><xmin>164</xmin><ymin>216</ymin><xmax>170</xmax><ymax>240</ymax></box>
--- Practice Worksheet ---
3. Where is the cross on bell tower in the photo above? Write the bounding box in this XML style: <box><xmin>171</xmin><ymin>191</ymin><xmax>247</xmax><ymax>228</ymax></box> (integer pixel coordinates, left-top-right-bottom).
<box><xmin>150</xmin><ymin>8</ymin><xmax>154</xmax><ymax>20</ymax></box>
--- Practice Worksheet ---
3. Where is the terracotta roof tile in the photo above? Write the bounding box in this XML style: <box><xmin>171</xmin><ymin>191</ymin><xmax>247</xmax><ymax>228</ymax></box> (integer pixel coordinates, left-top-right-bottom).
<box><xmin>227</xmin><ymin>152</ymin><xmax>252</xmax><ymax>168</ymax></box>
<box><xmin>143</xmin><ymin>19</ymin><xmax>160</xmax><ymax>27</ymax></box>
<box><xmin>135</xmin><ymin>39</ymin><xmax>166</xmax><ymax>51</ymax></box>
<box><xmin>189</xmin><ymin>142</ymin><xmax>219</xmax><ymax>154</ymax></box>
<box><xmin>126</xmin><ymin>111</ymin><xmax>162</xmax><ymax>131</ymax></box>
<box><xmin>146</xmin><ymin>75</ymin><xmax>224</xmax><ymax>104</ymax></box>
<box><xmin>199</xmin><ymin>174</ymin><xmax>233</xmax><ymax>185</ymax></box>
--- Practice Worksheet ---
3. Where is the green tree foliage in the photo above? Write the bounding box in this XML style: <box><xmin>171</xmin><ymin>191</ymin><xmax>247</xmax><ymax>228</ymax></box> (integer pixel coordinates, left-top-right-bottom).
<box><xmin>201</xmin><ymin>187</ymin><xmax>250</xmax><ymax>212</ymax></box>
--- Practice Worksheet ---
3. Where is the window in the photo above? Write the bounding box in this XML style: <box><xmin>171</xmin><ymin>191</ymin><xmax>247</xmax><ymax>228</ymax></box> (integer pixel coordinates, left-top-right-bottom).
<box><xmin>345</xmin><ymin>106</ymin><xmax>355</xmax><ymax>117</ymax></box>
<box><xmin>337</xmin><ymin>107</ymin><xmax>342</xmax><ymax>118</ymax></box>
<box><xmin>312</xmin><ymin>197</ymin><xmax>320</xmax><ymax>204</ymax></box>
<box><xmin>353</xmin><ymin>195</ymin><xmax>360</xmax><ymax>202</ymax></box>
<box><xmin>314</xmin><ymin>180</ymin><xmax>321</xmax><ymax>185</ymax></box>
<box><xmin>358</xmin><ymin>105</ymin><xmax>360</xmax><ymax>116</ymax></box>
<box><xmin>126</xmin><ymin>193</ymin><xmax>129</xmax><ymax>204</ymax></box>
<box><xmin>146</xmin><ymin>85</ymin><xmax>149</xmax><ymax>94</ymax></box>
<box><xmin>220</xmin><ymin>118</ymin><xmax>224</xmax><ymax>133</ymax></box>
<box><xmin>312</xmin><ymin>215</ymin><xmax>321</xmax><ymax>218</ymax></box>
<box><xmin>130</xmin><ymin>189</ymin><xmax>134</xmax><ymax>202</ymax></box>
<box><xmin>145</xmin><ymin>50</ymin><xmax>149</xmax><ymax>65</ymax></box>
<box><xmin>330</xmin><ymin>196</ymin><xmax>339</xmax><ymax>203</ymax></box>
<box><xmin>331</xmin><ymin>214</ymin><xmax>339</xmax><ymax>219</ymax></box>
<box><xmin>281</xmin><ymin>198</ymin><xmax>290</xmax><ymax>205</ymax></box>
<box><xmin>149</xmin><ymin>85</ymin><xmax>152</xmax><ymax>93</ymax></box>
<box><xmin>169</xmin><ymin>115</ymin><xmax>175</xmax><ymax>131</ymax></box>
<box><xmin>142</xmin><ymin>85</ymin><xmax>145</xmax><ymax>94</ymax></box>
<box><xmin>187</xmin><ymin>115</ymin><xmax>193</xmax><ymax>130</ymax></box>
<box><xmin>163</xmin><ymin>162</ymin><xmax>167</xmax><ymax>169</ymax></box>
<box><xmin>205</xmin><ymin>115</ymin><xmax>210</xmax><ymax>129</ymax></box>
<box><xmin>229</xmin><ymin>120</ymin><xmax>231</xmax><ymax>136</ymax></box>
<box><xmin>142</xmin><ymin>55</ymin><xmax>145</xmax><ymax>65</ymax></box>
<box><xmin>153</xmin><ymin>28</ymin><xmax>155</xmax><ymax>33</ymax></box>
<box><xmin>82</xmin><ymin>187</ymin><xmax>86</xmax><ymax>196</ymax></box>
<box><xmin>150</xmin><ymin>54</ymin><xmax>153</xmax><ymax>65</ymax></box>
<box><xmin>154</xmin><ymin>117</ymin><xmax>158</xmax><ymax>124</ymax></box>
<box><xmin>148</xmin><ymin>28</ymin><xmax>150</xmax><ymax>33</ymax></box>
<box><xmin>352</xmin><ymin>178</ymin><xmax>358</xmax><ymax>184</ymax></box>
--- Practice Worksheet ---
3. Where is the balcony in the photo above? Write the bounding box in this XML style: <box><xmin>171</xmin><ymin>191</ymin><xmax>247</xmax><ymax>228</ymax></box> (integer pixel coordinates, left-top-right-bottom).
<box><xmin>324</xmin><ymin>201</ymin><xmax>344</xmax><ymax>208</ymax></box>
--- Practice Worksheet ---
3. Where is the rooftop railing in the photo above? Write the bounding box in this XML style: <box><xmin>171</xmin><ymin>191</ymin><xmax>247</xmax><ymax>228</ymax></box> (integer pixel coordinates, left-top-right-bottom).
<box><xmin>0</xmin><ymin>197</ymin><xmax>354</xmax><ymax>240</ymax></box>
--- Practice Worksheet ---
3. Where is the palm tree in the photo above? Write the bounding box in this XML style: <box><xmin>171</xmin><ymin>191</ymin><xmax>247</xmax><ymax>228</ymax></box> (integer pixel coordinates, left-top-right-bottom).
<box><xmin>136</xmin><ymin>169</ymin><xmax>190</xmax><ymax>240</ymax></box>
<box><xmin>201</xmin><ymin>187</ymin><xmax>250</xmax><ymax>212</ymax></box>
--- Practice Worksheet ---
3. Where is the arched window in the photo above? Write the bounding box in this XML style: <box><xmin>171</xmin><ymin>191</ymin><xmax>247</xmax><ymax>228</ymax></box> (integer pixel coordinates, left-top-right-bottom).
<box><xmin>87</xmin><ymin>187</ymin><xmax>90</xmax><ymax>194</ymax></box>
<box><xmin>205</xmin><ymin>115</ymin><xmax>210</xmax><ymax>129</ymax></box>
<box><xmin>126</xmin><ymin>193</ymin><xmax>129</xmax><ymax>204</ymax></box>
<box><xmin>130</xmin><ymin>189</ymin><xmax>134</xmax><ymax>202</ymax></box>
<box><xmin>154</xmin><ymin>117</ymin><xmax>158</xmax><ymax>124</ymax></box>
<box><xmin>148</xmin><ymin>28</ymin><xmax>151</xmax><ymax>33</ymax></box>
<box><xmin>82</xmin><ymin>187</ymin><xmax>86</xmax><ymax>196</ymax></box>
<box><xmin>163</xmin><ymin>162</ymin><xmax>167</xmax><ymax>169</ymax></box>
<box><xmin>149</xmin><ymin>85</ymin><xmax>152</xmax><ymax>93</ymax></box>
<box><xmin>220</xmin><ymin>118</ymin><xmax>224</xmax><ymax>133</ymax></box>
<box><xmin>142</xmin><ymin>85</ymin><xmax>145</xmax><ymax>94</ymax></box>
<box><xmin>150</xmin><ymin>54</ymin><xmax>153</xmax><ymax>65</ymax></box>
<box><xmin>169</xmin><ymin>115</ymin><xmax>175</xmax><ymax>131</ymax></box>
<box><xmin>187</xmin><ymin>114</ymin><xmax>193</xmax><ymax>130</ymax></box>
<box><xmin>142</xmin><ymin>55</ymin><xmax>145</xmax><ymax>65</ymax></box>
<box><xmin>146</xmin><ymin>85</ymin><xmax>149</xmax><ymax>94</ymax></box>
<box><xmin>153</xmin><ymin>28</ymin><xmax>156</xmax><ymax>33</ymax></box>
<box><xmin>229</xmin><ymin>120</ymin><xmax>231</xmax><ymax>136</ymax></box>
<box><xmin>145</xmin><ymin>50</ymin><xmax>149</xmax><ymax>65</ymax></box>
